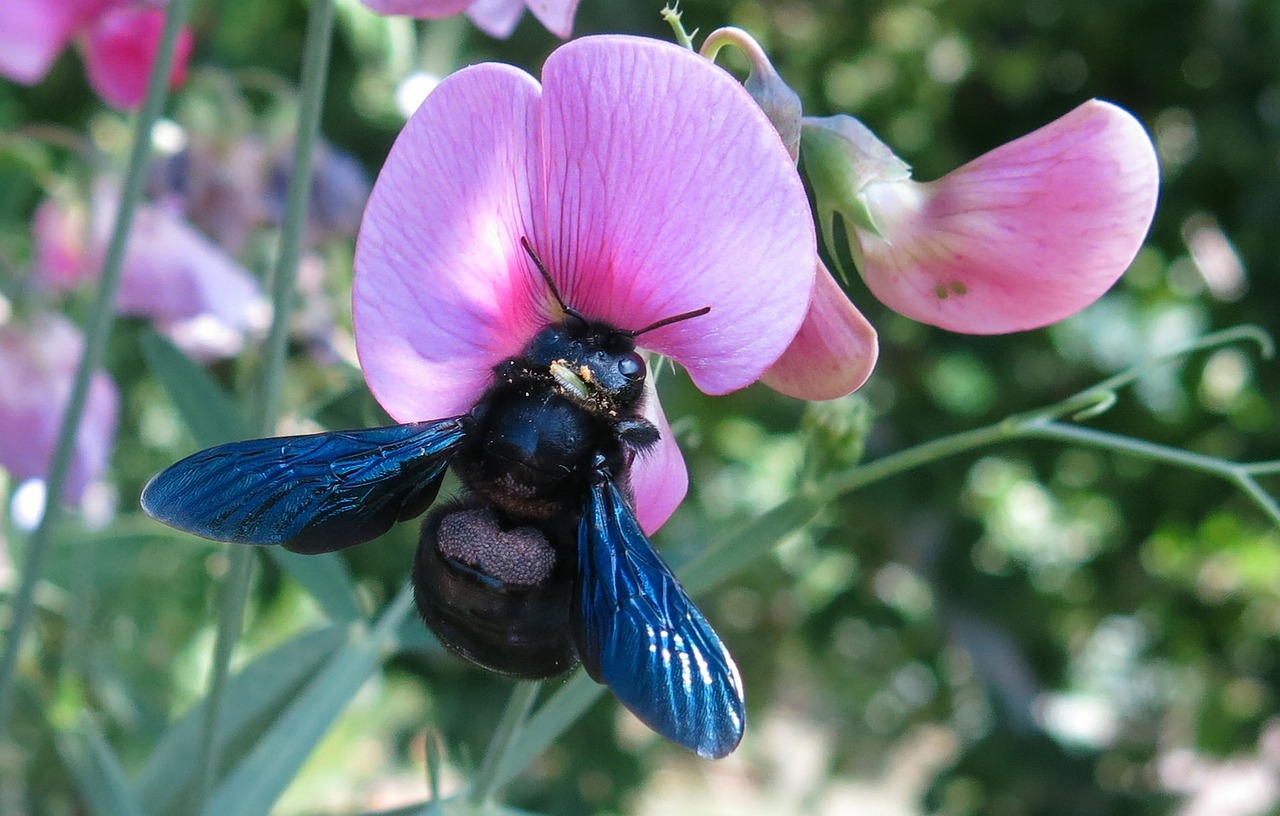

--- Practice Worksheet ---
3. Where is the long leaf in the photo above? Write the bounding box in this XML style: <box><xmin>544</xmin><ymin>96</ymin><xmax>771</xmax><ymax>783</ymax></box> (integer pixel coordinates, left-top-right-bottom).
<box><xmin>133</xmin><ymin>625</ymin><xmax>344</xmax><ymax>815</ymax></box>
<box><xmin>140</xmin><ymin>330</ymin><xmax>364</xmax><ymax>623</ymax></box>
<box><xmin>203</xmin><ymin>587</ymin><xmax>414</xmax><ymax>816</ymax></box>
<box><xmin>55</xmin><ymin>715</ymin><xmax>146</xmax><ymax>816</ymax></box>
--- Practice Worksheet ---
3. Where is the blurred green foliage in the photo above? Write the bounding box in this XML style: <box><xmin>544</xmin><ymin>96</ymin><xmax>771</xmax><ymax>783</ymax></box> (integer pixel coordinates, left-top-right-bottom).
<box><xmin>3</xmin><ymin>0</ymin><xmax>1280</xmax><ymax>814</ymax></box>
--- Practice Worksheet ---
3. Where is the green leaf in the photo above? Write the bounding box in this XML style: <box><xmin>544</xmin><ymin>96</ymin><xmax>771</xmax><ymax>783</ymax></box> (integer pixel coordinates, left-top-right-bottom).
<box><xmin>202</xmin><ymin>587</ymin><xmax>415</xmax><ymax>816</ymax></box>
<box><xmin>140</xmin><ymin>330</ymin><xmax>247</xmax><ymax>448</ymax></box>
<box><xmin>492</xmin><ymin>671</ymin><xmax>604</xmax><ymax>790</ymax></box>
<box><xmin>133</xmin><ymin>625</ymin><xmax>345</xmax><ymax>815</ymax></box>
<box><xmin>55</xmin><ymin>715</ymin><xmax>146</xmax><ymax>816</ymax></box>
<box><xmin>140</xmin><ymin>330</ymin><xmax>364</xmax><ymax>623</ymax></box>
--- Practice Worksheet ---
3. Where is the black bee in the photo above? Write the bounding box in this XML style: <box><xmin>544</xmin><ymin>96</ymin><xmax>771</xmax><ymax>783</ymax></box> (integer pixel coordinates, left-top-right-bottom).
<box><xmin>141</xmin><ymin>239</ymin><xmax>745</xmax><ymax>759</ymax></box>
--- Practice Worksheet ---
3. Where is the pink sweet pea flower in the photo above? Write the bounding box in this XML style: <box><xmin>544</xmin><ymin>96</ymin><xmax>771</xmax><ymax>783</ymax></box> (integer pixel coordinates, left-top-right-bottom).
<box><xmin>360</xmin><ymin>0</ymin><xmax>579</xmax><ymax>39</ymax></box>
<box><xmin>354</xmin><ymin>35</ymin><xmax>815</xmax><ymax>532</ymax></box>
<box><xmin>0</xmin><ymin>0</ymin><xmax>192</xmax><ymax>109</ymax></box>
<box><xmin>33</xmin><ymin>189</ymin><xmax>269</xmax><ymax>361</ymax></box>
<box><xmin>0</xmin><ymin>313</ymin><xmax>119</xmax><ymax>503</ymax></box>
<box><xmin>804</xmin><ymin>100</ymin><xmax>1160</xmax><ymax>334</ymax></box>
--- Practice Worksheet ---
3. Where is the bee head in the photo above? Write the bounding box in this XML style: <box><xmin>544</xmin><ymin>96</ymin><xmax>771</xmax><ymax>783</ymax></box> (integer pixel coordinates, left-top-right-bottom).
<box><xmin>519</xmin><ymin>237</ymin><xmax>708</xmax><ymax>415</ymax></box>
<box><xmin>525</xmin><ymin>320</ymin><xmax>647</xmax><ymax>413</ymax></box>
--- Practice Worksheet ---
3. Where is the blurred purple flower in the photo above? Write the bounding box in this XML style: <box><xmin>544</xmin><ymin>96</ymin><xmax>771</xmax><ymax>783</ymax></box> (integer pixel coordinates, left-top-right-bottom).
<box><xmin>265</xmin><ymin>141</ymin><xmax>371</xmax><ymax>242</ymax></box>
<box><xmin>0</xmin><ymin>0</ymin><xmax>193</xmax><ymax>109</ymax></box>
<box><xmin>360</xmin><ymin>0</ymin><xmax>580</xmax><ymax>39</ymax></box>
<box><xmin>33</xmin><ymin>187</ymin><xmax>269</xmax><ymax>361</ymax></box>
<box><xmin>354</xmin><ymin>35</ymin><xmax>815</xmax><ymax>531</ymax></box>
<box><xmin>0</xmin><ymin>312</ymin><xmax>119</xmax><ymax>503</ymax></box>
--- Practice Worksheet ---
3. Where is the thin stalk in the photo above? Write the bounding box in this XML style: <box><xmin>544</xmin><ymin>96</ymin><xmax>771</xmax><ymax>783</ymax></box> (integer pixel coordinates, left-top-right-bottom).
<box><xmin>190</xmin><ymin>0</ymin><xmax>336</xmax><ymax>807</ymax></box>
<box><xmin>470</xmin><ymin>682</ymin><xmax>541</xmax><ymax>806</ymax></box>
<box><xmin>0</xmin><ymin>0</ymin><xmax>196</xmax><ymax>739</ymax></box>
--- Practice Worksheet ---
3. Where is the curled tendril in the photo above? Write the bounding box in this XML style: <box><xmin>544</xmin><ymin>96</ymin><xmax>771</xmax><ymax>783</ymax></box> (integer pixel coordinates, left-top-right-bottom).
<box><xmin>1069</xmin><ymin>390</ymin><xmax>1118</xmax><ymax>421</ymax></box>
<box><xmin>1044</xmin><ymin>323</ymin><xmax>1275</xmax><ymax>424</ymax></box>
<box><xmin>661</xmin><ymin>5</ymin><xmax>697</xmax><ymax>51</ymax></box>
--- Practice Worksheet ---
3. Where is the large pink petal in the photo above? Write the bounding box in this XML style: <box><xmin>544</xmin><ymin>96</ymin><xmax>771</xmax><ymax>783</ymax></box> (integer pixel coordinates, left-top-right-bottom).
<box><xmin>627</xmin><ymin>380</ymin><xmax>688</xmax><ymax>534</ymax></box>
<box><xmin>534</xmin><ymin>36</ymin><xmax>815</xmax><ymax>395</ymax></box>
<box><xmin>359</xmin><ymin>0</ymin><xmax>473</xmax><ymax>17</ymax></box>
<box><xmin>855</xmin><ymin>100</ymin><xmax>1159</xmax><ymax>333</ymax></box>
<box><xmin>353</xmin><ymin>63</ymin><xmax>543</xmax><ymax>423</ymax></box>
<box><xmin>760</xmin><ymin>261</ymin><xmax>878</xmax><ymax>400</ymax></box>
<box><xmin>0</xmin><ymin>0</ymin><xmax>83</xmax><ymax>84</ymax></box>
<box><xmin>80</xmin><ymin>7</ymin><xmax>194</xmax><ymax>109</ymax></box>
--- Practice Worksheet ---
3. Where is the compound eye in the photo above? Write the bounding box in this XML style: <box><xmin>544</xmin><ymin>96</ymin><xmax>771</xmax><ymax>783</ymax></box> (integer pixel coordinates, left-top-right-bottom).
<box><xmin>618</xmin><ymin>352</ymin><xmax>645</xmax><ymax>381</ymax></box>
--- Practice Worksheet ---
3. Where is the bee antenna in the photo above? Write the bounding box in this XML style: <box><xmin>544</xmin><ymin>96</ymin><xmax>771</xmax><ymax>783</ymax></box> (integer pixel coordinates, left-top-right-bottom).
<box><xmin>521</xmin><ymin>237</ymin><xmax>587</xmax><ymax>324</ymax></box>
<box><xmin>628</xmin><ymin>306</ymin><xmax>712</xmax><ymax>337</ymax></box>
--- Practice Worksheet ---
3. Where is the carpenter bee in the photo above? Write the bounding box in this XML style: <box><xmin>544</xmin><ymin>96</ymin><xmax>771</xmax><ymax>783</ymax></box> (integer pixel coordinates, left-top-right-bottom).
<box><xmin>141</xmin><ymin>239</ymin><xmax>745</xmax><ymax>759</ymax></box>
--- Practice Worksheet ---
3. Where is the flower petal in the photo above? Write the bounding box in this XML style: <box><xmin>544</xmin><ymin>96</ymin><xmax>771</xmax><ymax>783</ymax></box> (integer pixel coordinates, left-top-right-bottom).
<box><xmin>0</xmin><ymin>0</ymin><xmax>84</xmax><ymax>84</ymax></box>
<box><xmin>533</xmin><ymin>36</ymin><xmax>815</xmax><ymax>394</ymax></box>
<box><xmin>522</xmin><ymin>0</ymin><xmax>579</xmax><ymax>38</ymax></box>
<box><xmin>359</xmin><ymin>0</ymin><xmax>474</xmax><ymax>17</ymax></box>
<box><xmin>628</xmin><ymin>382</ymin><xmax>687</xmax><ymax>534</ymax></box>
<box><xmin>760</xmin><ymin>261</ymin><xmax>878</xmax><ymax>400</ymax></box>
<box><xmin>110</xmin><ymin>203</ymin><xmax>265</xmax><ymax>332</ymax></box>
<box><xmin>81</xmin><ymin>6</ymin><xmax>194</xmax><ymax>109</ymax></box>
<box><xmin>32</xmin><ymin>198</ymin><xmax>94</xmax><ymax>293</ymax></box>
<box><xmin>0</xmin><ymin>313</ymin><xmax>119</xmax><ymax>502</ymax></box>
<box><xmin>855</xmin><ymin>100</ymin><xmax>1159</xmax><ymax>334</ymax></box>
<box><xmin>353</xmin><ymin>63</ymin><xmax>543</xmax><ymax>422</ymax></box>
<box><xmin>464</xmin><ymin>0</ymin><xmax>526</xmax><ymax>38</ymax></box>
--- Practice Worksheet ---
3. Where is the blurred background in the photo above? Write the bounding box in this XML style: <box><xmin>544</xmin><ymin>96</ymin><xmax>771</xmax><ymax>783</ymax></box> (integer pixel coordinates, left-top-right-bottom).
<box><xmin>2</xmin><ymin>0</ymin><xmax>1280</xmax><ymax>814</ymax></box>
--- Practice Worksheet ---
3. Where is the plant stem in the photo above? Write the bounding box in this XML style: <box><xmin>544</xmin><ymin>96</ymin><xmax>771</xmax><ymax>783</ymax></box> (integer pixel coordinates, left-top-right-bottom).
<box><xmin>0</xmin><ymin>0</ymin><xmax>196</xmax><ymax>740</ymax></box>
<box><xmin>191</xmin><ymin>0</ymin><xmax>336</xmax><ymax>807</ymax></box>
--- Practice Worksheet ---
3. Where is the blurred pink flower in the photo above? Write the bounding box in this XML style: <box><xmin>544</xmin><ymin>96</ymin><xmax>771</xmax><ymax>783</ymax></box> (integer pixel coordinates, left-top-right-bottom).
<box><xmin>804</xmin><ymin>100</ymin><xmax>1160</xmax><ymax>334</ymax></box>
<box><xmin>33</xmin><ymin>188</ymin><xmax>269</xmax><ymax>361</ymax></box>
<box><xmin>0</xmin><ymin>0</ymin><xmax>193</xmax><ymax>109</ymax></box>
<box><xmin>360</xmin><ymin>0</ymin><xmax>579</xmax><ymax>39</ymax></box>
<box><xmin>354</xmin><ymin>35</ymin><xmax>815</xmax><ymax>531</ymax></box>
<box><xmin>0</xmin><ymin>313</ymin><xmax>119</xmax><ymax>502</ymax></box>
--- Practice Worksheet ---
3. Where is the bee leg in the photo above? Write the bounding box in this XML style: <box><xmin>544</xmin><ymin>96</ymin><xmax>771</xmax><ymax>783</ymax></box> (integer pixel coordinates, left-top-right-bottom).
<box><xmin>613</xmin><ymin>417</ymin><xmax>659</xmax><ymax>453</ymax></box>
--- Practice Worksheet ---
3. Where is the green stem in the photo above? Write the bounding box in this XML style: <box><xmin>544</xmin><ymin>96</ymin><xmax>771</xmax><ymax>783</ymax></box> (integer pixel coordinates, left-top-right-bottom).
<box><xmin>0</xmin><ymin>0</ymin><xmax>196</xmax><ymax>740</ymax></box>
<box><xmin>256</xmin><ymin>0</ymin><xmax>335</xmax><ymax>435</ymax></box>
<box><xmin>1023</xmin><ymin>420</ymin><xmax>1280</xmax><ymax>528</ymax></box>
<box><xmin>191</xmin><ymin>0</ymin><xmax>336</xmax><ymax>808</ymax></box>
<box><xmin>470</xmin><ymin>681</ymin><xmax>541</xmax><ymax>806</ymax></box>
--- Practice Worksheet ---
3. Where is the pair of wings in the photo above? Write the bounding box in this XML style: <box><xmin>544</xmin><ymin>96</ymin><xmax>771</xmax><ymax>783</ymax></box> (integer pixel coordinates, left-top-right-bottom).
<box><xmin>141</xmin><ymin>419</ymin><xmax>745</xmax><ymax>759</ymax></box>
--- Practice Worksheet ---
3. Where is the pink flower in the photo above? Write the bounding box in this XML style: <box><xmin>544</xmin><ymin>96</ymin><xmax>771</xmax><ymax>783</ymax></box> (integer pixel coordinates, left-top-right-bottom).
<box><xmin>360</xmin><ymin>0</ymin><xmax>580</xmax><ymax>39</ymax></box>
<box><xmin>804</xmin><ymin>100</ymin><xmax>1160</xmax><ymax>334</ymax></box>
<box><xmin>0</xmin><ymin>0</ymin><xmax>193</xmax><ymax>109</ymax></box>
<box><xmin>0</xmin><ymin>313</ymin><xmax>119</xmax><ymax>502</ymax></box>
<box><xmin>354</xmin><ymin>35</ymin><xmax>815</xmax><ymax>532</ymax></box>
<box><xmin>33</xmin><ymin>188</ymin><xmax>269</xmax><ymax>361</ymax></box>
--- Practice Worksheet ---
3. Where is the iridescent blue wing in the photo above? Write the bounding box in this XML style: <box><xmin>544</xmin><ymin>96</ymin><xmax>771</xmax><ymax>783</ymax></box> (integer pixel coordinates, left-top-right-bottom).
<box><xmin>572</xmin><ymin>479</ymin><xmax>745</xmax><ymax>759</ymax></box>
<box><xmin>141</xmin><ymin>419</ymin><xmax>466</xmax><ymax>554</ymax></box>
